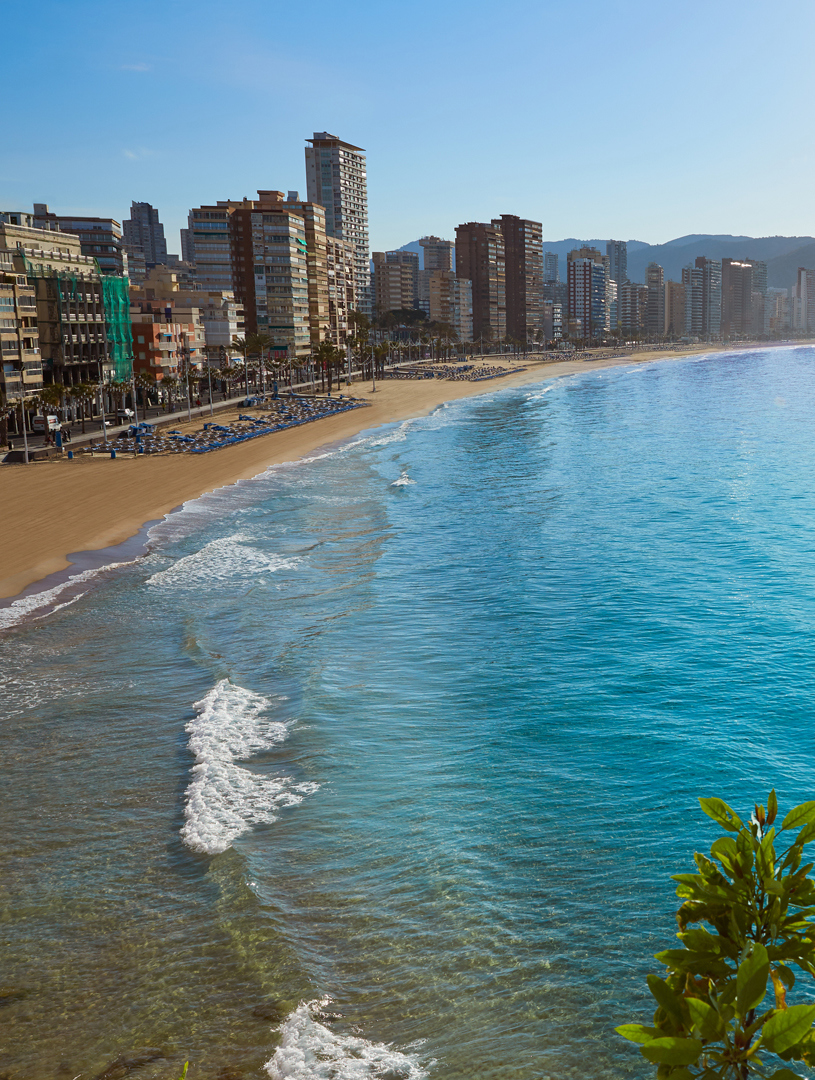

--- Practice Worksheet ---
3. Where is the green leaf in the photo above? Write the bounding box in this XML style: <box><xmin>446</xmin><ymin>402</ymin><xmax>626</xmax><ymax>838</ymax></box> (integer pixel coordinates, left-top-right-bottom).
<box><xmin>782</xmin><ymin>803</ymin><xmax>815</xmax><ymax>831</ymax></box>
<box><xmin>648</xmin><ymin>973</ymin><xmax>684</xmax><ymax>1022</ymax></box>
<box><xmin>700</xmin><ymin>797</ymin><xmax>745</xmax><ymax>833</ymax></box>
<box><xmin>687</xmin><ymin>997</ymin><xmax>724</xmax><ymax>1040</ymax></box>
<box><xmin>640</xmin><ymin>1036</ymin><xmax>704</xmax><ymax>1066</ymax></box>
<box><xmin>616</xmin><ymin>1023</ymin><xmax>659</xmax><ymax>1044</ymax></box>
<box><xmin>768</xmin><ymin>1071</ymin><xmax>805</xmax><ymax>1080</ymax></box>
<box><xmin>768</xmin><ymin>789</ymin><xmax>779</xmax><ymax>825</ymax></box>
<box><xmin>761</xmin><ymin>1003</ymin><xmax>815</xmax><ymax>1054</ymax></box>
<box><xmin>737</xmin><ymin>941</ymin><xmax>770</xmax><ymax>1015</ymax></box>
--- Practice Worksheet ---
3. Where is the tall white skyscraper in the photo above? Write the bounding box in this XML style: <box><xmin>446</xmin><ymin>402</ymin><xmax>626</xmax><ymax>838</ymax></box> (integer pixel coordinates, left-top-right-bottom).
<box><xmin>305</xmin><ymin>132</ymin><xmax>371</xmax><ymax>316</ymax></box>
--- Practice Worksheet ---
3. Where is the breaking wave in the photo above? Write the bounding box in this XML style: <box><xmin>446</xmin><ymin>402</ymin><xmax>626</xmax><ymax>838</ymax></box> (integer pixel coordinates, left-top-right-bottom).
<box><xmin>180</xmin><ymin>679</ymin><xmax>317</xmax><ymax>856</ymax></box>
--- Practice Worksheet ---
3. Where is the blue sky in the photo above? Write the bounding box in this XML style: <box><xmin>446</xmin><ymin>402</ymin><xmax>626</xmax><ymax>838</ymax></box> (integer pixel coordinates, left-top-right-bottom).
<box><xmin>4</xmin><ymin>0</ymin><xmax>814</xmax><ymax>253</ymax></box>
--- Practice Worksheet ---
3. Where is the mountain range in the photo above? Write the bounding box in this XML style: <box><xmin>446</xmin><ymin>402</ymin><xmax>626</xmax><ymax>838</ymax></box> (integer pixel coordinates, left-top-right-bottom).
<box><xmin>396</xmin><ymin>235</ymin><xmax>815</xmax><ymax>290</ymax></box>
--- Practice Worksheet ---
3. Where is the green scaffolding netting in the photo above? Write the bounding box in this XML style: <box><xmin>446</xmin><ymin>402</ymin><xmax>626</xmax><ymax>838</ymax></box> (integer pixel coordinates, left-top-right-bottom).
<box><xmin>101</xmin><ymin>275</ymin><xmax>134</xmax><ymax>380</ymax></box>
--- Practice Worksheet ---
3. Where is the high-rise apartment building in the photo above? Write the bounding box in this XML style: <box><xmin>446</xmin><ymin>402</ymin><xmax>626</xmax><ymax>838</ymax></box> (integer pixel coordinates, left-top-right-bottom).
<box><xmin>418</xmin><ymin>237</ymin><xmax>455</xmax><ymax>315</ymax></box>
<box><xmin>682</xmin><ymin>258</ymin><xmax>721</xmax><ymax>339</ymax></box>
<box><xmin>123</xmin><ymin>201</ymin><xmax>168</xmax><ymax>270</ymax></box>
<box><xmin>682</xmin><ymin>265</ymin><xmax>704</xmax><ymax>337</ymax></box>
<box><xmin>425</xmin><ymin>271</ymin><xmax>472</xmax><ymax>341</ymax></box>
<box><xmin>619</xmin><ymin>281</ymin><xmax>648</xmax><ymax>337</ymax></box>
<box><xmin>544</xmin><ymin>251</ymin><xmax>559</xmax><ymax>284</ymax></box>
<box><xmin>493</xmin><ymin>214</ymin><xmax>543</xmax><ymax>342</ymax></box>
<box><xmin>645</xmin><ymin>263</ymin><xmax>665</xmax><ymax>338</ymax></box>
<box><xmin>184</xmin><ymin>202</ymin><xmax>240</xmax><ymax>292</ymax></box>
<box><xmin>326</xmin><ymin>235</ymin><xmax>356</xmax><ymax>346</ymax></box>
<box><xmin>607</xmin><ymin>240</ymin><xmax>628</xmax><ymax>286</ymax></box>
<box><xmin>542</xmin><ymin>299</ymin><xmax>563</xmax><ymax>342</ymax></box>
<box><xmin>792</xmin><ymin>267</ymin><xmax>815</xmax><ymax>333</ymax></box>
<box><xmin>372</xmin><ymin>250</ymin><xmax>419</xmax><ymax>315</ymax></box>
<box><xmin>721</xmin><ymin>258</ymin><xmax>754</xmax><ymax>339</ymax></box>
<box><xmin>32</xmin><ymin>204</ymin><xmax>128</xmax><ymax>277</ymax></box>
<box><xmin>305</xmin><ymin>132</ymin><xmax>371</xmax><ymax>316</ymax></box>
<box><xmin>419</xmin><ymin>236</ymin><xmax>454</xmax><ymax>271</ymax></box>
<box><xmin>455</xmin><ymin>222</ymin><xmax>506</xmax><ymax>342</ymax></box>
<box><xmin>229</xmin><ymin>190</ymin><xmax>328</xmax><ymax>359</ymax></box>
<box><xmin>567</xmin><ymin>247</ymin><xmax>606</xmax><ymax>341</ymax></box>
<box><xmin>696</xmin><ymin>256</ymin><xmax>722</xmax><ymax>339</ymax></box>
<box><xmin>664</xmin><ymin>280</ymin><xmax>686</xmax><ymax>337</ymax></box>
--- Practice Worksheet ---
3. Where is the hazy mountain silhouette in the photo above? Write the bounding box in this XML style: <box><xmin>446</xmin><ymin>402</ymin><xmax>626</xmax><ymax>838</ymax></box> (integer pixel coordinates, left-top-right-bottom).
<box><xmin>394</xmin><ymin>234</ymin><xmax>815</xmax><ymax>289</ymax></box>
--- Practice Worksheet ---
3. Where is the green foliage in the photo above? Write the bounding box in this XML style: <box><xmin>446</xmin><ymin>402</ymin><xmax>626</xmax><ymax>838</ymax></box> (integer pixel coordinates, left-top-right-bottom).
<box><xmin>617</xmin><ymin>792</ymin><xmax>815</xmax><ymax>1079</ymax></box>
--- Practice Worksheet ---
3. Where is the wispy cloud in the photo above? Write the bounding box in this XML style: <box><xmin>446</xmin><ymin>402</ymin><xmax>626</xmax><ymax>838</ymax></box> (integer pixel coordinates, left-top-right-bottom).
<box><xmin>120</xmin><ymin>62</ymin><xmax>151</xmax><ymax>72</ymax></box>
<box><xmin>122</xmin><ymin>148</ymin><xmax>155</xmax><ymax>161</ymax></box>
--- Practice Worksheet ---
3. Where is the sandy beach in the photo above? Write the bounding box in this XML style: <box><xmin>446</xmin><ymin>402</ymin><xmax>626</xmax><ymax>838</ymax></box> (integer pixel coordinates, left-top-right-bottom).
<box><xmin>0</xmin><ymin>346</ymin><xmax>733</xmax><ymax>600</ymax></box>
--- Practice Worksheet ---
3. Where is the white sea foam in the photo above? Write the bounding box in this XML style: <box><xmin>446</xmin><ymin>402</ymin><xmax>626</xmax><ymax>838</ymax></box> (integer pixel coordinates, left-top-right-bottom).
<box><xmin>0</xmin><ymin>559</ymin><xmax>137</xmax><ymax>632</ymax></box>
<box><xmin>180</xmin><ymin>679</ymin><xmax>317</xmax><ymax>856</ymax></box>
<box><xmin>266</xmin><ymin>997</ymin><xmax>428</xmax><ymax>1080</ymax></box>
<box><xmin>146</xmin><ymin>535</ymin><xmax>300</xmax><ymax>589</ymax></box>
<box><xmin>390</xmin><ymin>470</ymin><xmax>416</xmax><ymax>488</ymax></box>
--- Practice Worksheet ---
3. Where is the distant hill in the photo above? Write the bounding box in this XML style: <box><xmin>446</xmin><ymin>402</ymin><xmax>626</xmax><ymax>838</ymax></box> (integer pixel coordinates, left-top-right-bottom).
<box><xmin>389</xmin><ymin>234</ymin><xmax>815</xmax><ymax>289</ymax></box>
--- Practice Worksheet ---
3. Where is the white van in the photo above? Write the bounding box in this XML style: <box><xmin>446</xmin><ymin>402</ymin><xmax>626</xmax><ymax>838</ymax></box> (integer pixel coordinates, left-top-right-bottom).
<box><xmin>32</xmin><ymin>415</ymin><xmax>60</xmax><ymax>434</ymax></box>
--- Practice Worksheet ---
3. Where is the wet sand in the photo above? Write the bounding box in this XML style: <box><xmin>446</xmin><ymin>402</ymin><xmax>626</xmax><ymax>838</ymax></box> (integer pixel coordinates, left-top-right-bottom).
<box><xmin>0</xmin><ymin>347</ymin><xmax>730</xmax><ymax>600</ymax></box>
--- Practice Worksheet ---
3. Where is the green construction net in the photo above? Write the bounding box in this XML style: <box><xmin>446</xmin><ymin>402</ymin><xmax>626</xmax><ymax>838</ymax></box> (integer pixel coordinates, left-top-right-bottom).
<box><xmin>101</xmin><ymin>275</ymin><xmax>134</xmax><ymax>379</ymax></box>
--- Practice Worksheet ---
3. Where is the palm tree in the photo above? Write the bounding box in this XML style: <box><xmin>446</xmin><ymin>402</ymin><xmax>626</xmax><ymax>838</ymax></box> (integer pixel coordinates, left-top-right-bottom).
<box><xmin>232</xmin><ymin>333</ymin><xmax>273</xmax><ymax>396</ymax></box>
<box><xmin>69</xmin><ymin>382</ymin><xmax>96</xmax><ymax>433</ymax></box>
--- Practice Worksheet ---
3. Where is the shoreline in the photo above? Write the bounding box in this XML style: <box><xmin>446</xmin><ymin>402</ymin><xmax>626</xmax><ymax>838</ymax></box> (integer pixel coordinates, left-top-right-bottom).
<box><xmin>0</xmin><ymin>343</ymin><xmax>796</xmax><ymax>606</ymax></box>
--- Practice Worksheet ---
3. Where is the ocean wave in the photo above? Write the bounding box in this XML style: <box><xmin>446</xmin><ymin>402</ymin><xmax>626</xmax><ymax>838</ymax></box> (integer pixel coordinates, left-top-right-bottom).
<box><xmin>266</xmin><ymin>997</ymin><xmax>429</xmax><ymax>1080</ymax></box>
<box><xmin>146</xmin><ymin>535</ymin><xmax>300</xmax><ymax>589</ymax></box>
<box><xmin>180</xmin><ymin>679</ymin><xmax>317</xmax><ymax>856</ymax></box>
<box><xmin>390</xmin><ymin>470</ymin><xmax>416</xmax><ymax>487</ymax></box>
<box><xmin>0</xmin><ymin>559</ymin><xmax>138</xmax><ymax>632</ymax></box>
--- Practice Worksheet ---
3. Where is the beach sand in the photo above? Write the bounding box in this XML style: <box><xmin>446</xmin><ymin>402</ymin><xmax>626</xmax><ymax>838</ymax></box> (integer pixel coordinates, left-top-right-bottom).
<box><xmin>0</xmin><ymin>347</ymin><xmax>720</xmax><ymax>600</ymax></box>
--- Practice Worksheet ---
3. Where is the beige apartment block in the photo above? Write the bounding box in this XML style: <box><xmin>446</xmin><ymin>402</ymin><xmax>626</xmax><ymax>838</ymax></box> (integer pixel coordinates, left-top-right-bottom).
<box><xmin>0</xmin><ymin>247</ymin><xmax>42</xmax><ymax>402</ymax></box>
<box><xmin>131</xmin><ymin>266</ymin><xmax>244</xmax><ymax>362</ymax></box>
<box><xmin>427</xmin><ymin>270</ymin><xmax>472</xmax><ymax>341</ymax></box>
<box><xmin>372</xmin><ymin>251</ymin><xmax>419</xmax><ymax>316</ymax></box>
<box><xmin>0</xmin><ymin>214</ymin><xmax>115</xmax><ymax>386</ymax></box>
<box><xmin>229</xmin><ymin>191</ymin><xmax>329</xmax><ymax>360</ymax></box>
<box><xmin>326</xmin><ymin>236</ymin><xmax>356</xmax><ymax>345</ymax></box>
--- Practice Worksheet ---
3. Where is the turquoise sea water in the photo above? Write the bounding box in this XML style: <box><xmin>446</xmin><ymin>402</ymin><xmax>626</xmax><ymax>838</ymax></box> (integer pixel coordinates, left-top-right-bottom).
<box><xmin>3</xmin><ymin>346</ymin><xmax>815</xmax><ymax>1079</ymax></box>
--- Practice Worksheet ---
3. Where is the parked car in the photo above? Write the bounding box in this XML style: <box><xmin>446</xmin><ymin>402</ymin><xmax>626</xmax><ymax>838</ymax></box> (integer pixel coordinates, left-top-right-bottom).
<box><xmin>117</xmin><ymin>408</ymin><xmax>135</xmax><ymax>422</ymax></box>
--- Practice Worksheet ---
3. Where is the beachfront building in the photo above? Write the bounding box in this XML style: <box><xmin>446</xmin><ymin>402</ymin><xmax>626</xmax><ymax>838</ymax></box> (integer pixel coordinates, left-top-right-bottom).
<box><xmin>767</xmin><ymin>287</ymin><xmax>791</xmax><ymax>335</ymax></box>
<box><xmin>0</xmin><ymin>247</ymin><xmax>42</xmax><ymax>405</ymax></box>
<box><xmin>664</xmin><ymin>280</ymin><xmax>686</xmax><ymax>338</ymax></box>
<box><xmin>326</xmin><ymin>235</ymin><xmax>357</xmax><ymax>346</ymax></box>
<box><xmin>32</xmin><ymin>205</ymin><xmax>128</xmax><ymax>277</ymax></box>
<box><xmin>123</xmin><ymin>201</ymin><xmax>169</xmax><ymax>273</ymax></box>
<box><xmin>455</xmin><ymin>222</ymin><xmax>506</xmax><ymax>343</ymax></box>
<box><xmin>425</xmin><ymin>270</ymin><xmax>473</xmax><ymax>341</ymax></box>
<box><xmin>607</xmin><ymin>240</ymin><xmax>628</xmax><ymax>286</ymax></box>
<box><xmin>544</xmin><ymin>251</ymin><xmax>559</xmax><ymax>284</ymax></box>
<box><xmin>131</xmin><ymin>266</ymin><xmax>244</xmax><ymax>364</ymax></box>
<box><xmin>619</xmin><ymin>280</ymin><xmax>648</xmax><ymax>337</ymax></box>
<box><xmin>567</xmin><ymin>247</ymin><xmax>606</xmax><ymax>342</ymax></box>
<box><xmin>493</xmin><ymin>214</ymin><xmax>543</xmax><ymax>343</ymax></box>
<box><xmin>305</xmin><ymin>132</ymin><xmax>371</xmax><ymax>316</ymax></box>
<box><xmin>372</xmin><ymin>250</ymin><xmax>419</xmax><ymax>316</ymax></box>
<box><xmin>0</xmin><ymin>212</ymin><xmax>132</xmax><ymax>387</ymax></box>
<box><xmin>646</xmin><ymin>263</ymin><xmax>665</xmax><ymax>338</ymax></box>
<box><xmin>130</xmin><ymin>304</ymin><xmax>206</xmax><ymax>384</ymax></box>
<box><xmin>418</xmin><ymin>236</ymin><xmax>455</xmax><ymax>316</ymax></box>
<box><xmin>183</xmin><ymin>202</ymin><xmax>241</xmax><ymax>292</ymax></box>
<box><xmin>543</xmin><ymin>298</ymin><xmax>563</xmax><ymax>343</ymax></box>
<box><xmin>420</xmin><ymin>236</ymin><xmax>454</xmax><ymax>272</ymax></box>
<box><xmin>720</xmin><ymin>259</ymin><xmax>755</xmax><ymax>339</ymax></box>
<box><xmin>229</xmin><ymin>190</ymin><xmax>329</xmax><ymax>360</ymax></box>
<box><xmin>697</xmin><ymin>257</ymin><xmax>722</xmax><ymax>339</ymax></box>
<box><xmin>792</xmin><ymin>268</ymin><xmax>815</xmax><ymax>334</ymax></box>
